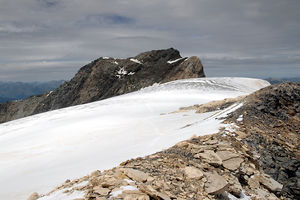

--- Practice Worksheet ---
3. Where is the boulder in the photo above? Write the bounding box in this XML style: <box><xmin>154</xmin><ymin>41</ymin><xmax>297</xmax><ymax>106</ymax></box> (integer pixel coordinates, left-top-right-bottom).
<box><xmin>222</xmin><ymin>157</ymin><xmax>244</xmax><ymax>171</ymax></box>
<box><xmin>120</xmin><ymin>168</ymin><xmax>149</xmax><ymax>183</ymax></box>
<box><xmin>93</xmin><ymin>186</ymin><xmax>110</xmax><ymax>196</ymax></box>
<box><xmin>259</xmin><ymin>174</ymin><xmax>283</xmax><ymax>192</ymax></box>
<box><xmin>204</xmin><ymin>172</ymin><xmax>229</xmax><ymax>195</ymax></box>
<box><xmin>195</xmin><ymin>150</ymin><xmax>222</xmax><ymax>166</ymax></box>
<box><xmin>216</xmin><ymin>150</ymin><xmax>239</xmax><ymax>161</ymax></box>
<box><xmin>182</xmin><ymin>166</ymin><xmax>204</xmax><ymax>179</ymax></box>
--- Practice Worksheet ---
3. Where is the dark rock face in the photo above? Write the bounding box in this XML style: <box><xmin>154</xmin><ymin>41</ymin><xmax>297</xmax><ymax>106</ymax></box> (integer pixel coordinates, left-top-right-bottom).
<box><xmin>0</xmin><ymin>48</ymin><xmax>205</xmax><ymax>123</ymax></box>
<box><xmin>0</xmin><ymin>94</ymin><xmax>48</xmax><ymax>123</ymax></box>
<box><xmin>227</xmin><ymin>82</ymin><xmax>300</xmax><ymax>199</ymax></box>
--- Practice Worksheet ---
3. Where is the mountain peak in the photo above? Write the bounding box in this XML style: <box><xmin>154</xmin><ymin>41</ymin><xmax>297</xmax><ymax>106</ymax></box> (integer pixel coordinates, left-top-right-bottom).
<box><xmin>135</xmin><ymin>48</ymin><xmax>181</xmax><ymax>63</ymax></box>
<box><xmin>0</xmin><ymin>48</ymin><xmax>205</xmax><ymax>123</ymax></box>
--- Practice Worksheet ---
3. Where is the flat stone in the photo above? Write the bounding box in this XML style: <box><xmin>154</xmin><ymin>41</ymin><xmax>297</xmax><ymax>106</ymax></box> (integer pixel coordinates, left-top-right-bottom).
<box><xmin>205</xmin><ymin>172</ymin><xmax>229</xmax><ymax>195</ymax></box>
<box><xmin>255</xmin><ymin>188</ymin><xmax>278</xmax><ymax>200</ymax></box>
<box><xmin>222</xmin><ymin>157</ymin><xmax>244</xmax><ymax>171</ymax></box>
<box><xmin>205</xmin><ymin>140</ymin><xmax>218</xmax><ymax>145</ymax></box>
<box><xmin>259</xmin><ymin>174</ymin><xmax>283</xmax><ymax>192</ymax></box>
<box><xmin>183</xmin><ymin>166</ymin><xmax>204</xmax><ymax>179</ymax></box>
<box><xmin>157</xmin><ymin>192</ymin><xmax>171</xmax><ymax>200</ymax></box>
<box><xmin>195</xmin><ymin>150</ymin><xmax>222</xmax><ymax>166</ymax></box>
<box><xmin>248</xmin><ymin>175</ymin><xmax>260</xmax><ymax>190</ymax></box>
<box><xmin>122</xmin><ymin>190</ymin><xmax>150</xmax><ymax>200</ymax></box>
<box><xmin>95</xmin><ymin>197</ymin><xmax>106</xmax><ymax>200</ymax></box>
<box><xmin>216</xmin><ymin>150</ymin><xmax>239</xmax><ymax>161</ymax></box>
<box><xmin>138</xmin><ymin>184</ymin><xmax>170</xmax><ymax>200</ymax></box>
<box><xmin>101</xmin><ymin>177</ymin><xmax>118</xmax><ymax>188</ymax></box>
<box><xmin>121</xmin><ymin>168</ymin><xmax>149</xmax><ymax>183</ymax></box>
<box><xmin>94</xmin><ymin>186</ymin><xmax>110</xmax><ymax>196</ymax></box>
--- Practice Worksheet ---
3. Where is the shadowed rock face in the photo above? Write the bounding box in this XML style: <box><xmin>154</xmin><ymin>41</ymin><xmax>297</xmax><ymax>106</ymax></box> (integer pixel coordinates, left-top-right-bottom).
<box><xmin>225</xmin><ymin>82</ymin><xmax>300</xmax><ymax>199</ymax></box>
<box><xmin>0</xmin><ymin>48</ymin><xmax>205</xmax><ymax>123</ymax></box>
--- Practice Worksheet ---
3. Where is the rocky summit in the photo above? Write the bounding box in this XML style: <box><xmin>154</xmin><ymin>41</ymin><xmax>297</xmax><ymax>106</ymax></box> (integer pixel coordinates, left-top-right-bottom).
<box><xmin>0</xmin><ymin>48</ymin><xmax>205</xmax><ymax>123</ymax></box>
<box><xmin>30</xmin><ymin>82</ymin><xmax>300</xmax><ymax>200</ymax></box>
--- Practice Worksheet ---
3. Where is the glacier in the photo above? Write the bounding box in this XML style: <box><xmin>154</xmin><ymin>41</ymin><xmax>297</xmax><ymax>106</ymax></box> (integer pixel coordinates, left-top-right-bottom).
<box><xmin>0</xmin><ymin>77</ymin><xmax>269</xmax><ymax>200</ymax></box>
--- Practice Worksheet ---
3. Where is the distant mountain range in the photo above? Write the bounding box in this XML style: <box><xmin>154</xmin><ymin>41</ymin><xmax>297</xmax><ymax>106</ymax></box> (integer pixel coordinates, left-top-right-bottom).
<box><xmin>265</xmin><ymin>77</ymin><xmax>300</xmax><ymax>84</ymax></box>
<box><xmin>0</xmin><ymin>76</ymin><xmax>298</xmax><ymax>104</ymax></box>
<box><xmin>0</xmin><ymin>80</ymin><xmax>64</xmax><ymax>103</ymax></box>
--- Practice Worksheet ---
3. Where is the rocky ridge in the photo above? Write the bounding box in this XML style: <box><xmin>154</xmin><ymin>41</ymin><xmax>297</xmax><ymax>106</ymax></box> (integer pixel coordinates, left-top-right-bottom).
<box><xmin>29</xmin><ymin>82</ymin><xmax>300</xmax><ymax>200</ymax></box>
<box><xmin>0</xmin><ymin>48</ymin><xmax>205</xmax><ymax>123</ymax></box>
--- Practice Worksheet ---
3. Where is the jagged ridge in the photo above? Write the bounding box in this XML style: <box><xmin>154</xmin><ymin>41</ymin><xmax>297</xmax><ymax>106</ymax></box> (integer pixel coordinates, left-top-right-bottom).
<box><xmin>0</xmin><ymin>48</ymin><xmax>205</xmax><ymax>123</ymax></box>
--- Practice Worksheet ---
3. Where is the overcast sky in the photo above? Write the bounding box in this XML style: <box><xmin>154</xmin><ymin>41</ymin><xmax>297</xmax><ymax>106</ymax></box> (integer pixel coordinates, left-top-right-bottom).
<box><xmin>0</xmin><ymin>0</ymin><xmax>299</xmax><ymax>82</ymax></box>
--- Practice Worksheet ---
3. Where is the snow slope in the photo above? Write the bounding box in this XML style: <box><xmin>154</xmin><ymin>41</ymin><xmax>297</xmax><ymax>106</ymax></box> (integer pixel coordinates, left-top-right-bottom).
<box><xmin>0</xmin><ymin>78</ymin><xmax>269</xmax><ymax>200</ymax></box>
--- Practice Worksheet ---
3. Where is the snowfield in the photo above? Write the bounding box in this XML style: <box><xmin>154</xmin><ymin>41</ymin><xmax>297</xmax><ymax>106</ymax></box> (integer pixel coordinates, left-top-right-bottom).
<box><xmin>0</xmin><ymin>78</ymin><xmax>269</xmax><ymax>200</ymax></box>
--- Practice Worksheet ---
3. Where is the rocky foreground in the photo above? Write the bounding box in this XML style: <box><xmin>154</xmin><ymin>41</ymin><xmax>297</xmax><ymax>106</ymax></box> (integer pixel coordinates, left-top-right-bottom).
<box><xmin>29</xmin><ymin>82</ymin><xmax>299</xmax><ymax>200</ymax></box>
<box><xmin>0</xmin><ymin>48</ymin><xmax>205</xmax><ymax>123</ymax></box>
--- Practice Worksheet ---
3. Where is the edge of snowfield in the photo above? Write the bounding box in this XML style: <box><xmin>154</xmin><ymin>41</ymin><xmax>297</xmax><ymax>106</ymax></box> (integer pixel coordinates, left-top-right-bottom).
<box><xmin>0</xmin><ymin>77</ymin><xmax>270</xmax><ymax>200</ymax></box>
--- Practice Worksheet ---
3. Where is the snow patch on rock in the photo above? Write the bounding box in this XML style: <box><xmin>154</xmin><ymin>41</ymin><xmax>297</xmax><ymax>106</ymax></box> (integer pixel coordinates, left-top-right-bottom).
<box><xmin>167</xmin><ymin>57</ymin><xmax>185</xmax><ymax>64</ymax></box>
<box><xmin>130</xmin><ymin>58</ymin><xmax>142</xmax><ymax>64</ymax></box>
<box><xmin>110</xmin><ymin>185</ymin><xmax>138</xmax><ymax>198</ymax></box>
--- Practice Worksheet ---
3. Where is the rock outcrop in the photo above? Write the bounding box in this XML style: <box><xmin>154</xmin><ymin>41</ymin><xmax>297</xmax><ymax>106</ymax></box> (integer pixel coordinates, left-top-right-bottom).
<box><xmin>0</xmin><ymin>48</ymin><xmax>205</xmax><ymax>123</ymax></box>
<box><xmin>32</xmin><ymin>82</ymin><xmax>300</xmax><ymax>200</ymax></box>
<box><xmin>226</xmin><ymin>82</ymin><xmax>300</xmax><ymax>199</ymax></box>
<box><xmin>34</xmin><ymin>134</ymin><xmax>282</xmax><ymax>200</ymax></box>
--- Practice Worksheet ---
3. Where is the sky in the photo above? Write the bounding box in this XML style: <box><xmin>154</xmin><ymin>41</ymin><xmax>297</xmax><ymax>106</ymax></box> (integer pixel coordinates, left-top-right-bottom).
<box><xmin>0</xmin><ymin>0</ymin><xmax>299</xmax><ymax>82</ymax></box>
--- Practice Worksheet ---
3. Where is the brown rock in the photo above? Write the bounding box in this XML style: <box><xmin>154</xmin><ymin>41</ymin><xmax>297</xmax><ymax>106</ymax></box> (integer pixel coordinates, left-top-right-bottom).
<box><xmin>162</xmin><ymin>56</ymin><xmax>205</xmax><ymax>82</ymax></box>
<box><xmin>157</xmin><ymin>192</ymin><xmax>171</xmax><ymax>200</ymax></box>
<box><xmin>248</xmin><ymin>175</ymin><xmax>260</xmax><ymax>190</ymax></box>
<box><xmin>195</xmin><ymin>150</ymin><xmax>222</xmax><ymax>166</ymax></box>
<box><xmin>94</xmin><ymin>186</ymin><xmax>110</xmax><ymax>196</ymax></box>
<box><xmin>258</xmin><ymin>174</ymin><xmax>283</xmax><ymax>192</ymax></box>
<box><xmin>182</xmin><ymin>166</ymin><xmax>204</xmax><ymax>179</ymax></box>
<box><xmin>222</xmin><ymin>157</ymin><xmax>244</xmax><ymax>171</ymax></box>
<box><xmin>27</xmin><ymin>192</ymin><xmax>39</xmax><ymax>200</ymax></box>
<box><xmin>101</xmin><ymin>177</ymin><xmax>118</xmax><ymax>188</ymax></box>
<box><xmin>94</xmin><ymin>197</ymin><xmax>106</xmax><ymax>200</ymax></box>
<box><xmin>205</xmin><ymin>172</ymin><xmax>229</xmax><ymax>195</ymax></box>
<box><xmin>216</xmin><ymin>150</ymin><xmax>239</xmax><ymax>161</ymax></box>
<box><xmin>90</xmin><ymin>170</ymin><xmax>101</xmax><ymax>177</ymax></box>
<box><xmin>122</xmin><ymin>190</ymin><xmax>150</xmax><ymax>200</ymax></box>
<box><xmin>255</xmin><ymin>188</ymin><xmax>278</xmax><ymax>200</ymax></box>
<box><xmin>138</xmin><ymin>184</ymin><xmax>170</xmax><ymax>200</ymax></box>
<box><xmin>121</xmin><ymin>168</ymin><xmax>149</xmax><ymax>182</ymax></box>
<box><xmin>227</xmin><ymin>176</ymin><xmax>243</xmax><ymax>197</ymax></box>
<box><xmin>205</xmin><ymin>139</ymin><xmax>218</xmax><ymax>145</ymax></box>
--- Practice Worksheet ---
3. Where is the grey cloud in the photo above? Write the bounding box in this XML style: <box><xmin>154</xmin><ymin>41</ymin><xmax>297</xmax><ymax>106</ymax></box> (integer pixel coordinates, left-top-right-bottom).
<box><xmin>0</xmin><ymin>0</ymin><xmax>299</xmax><ymax>81</ymax></box>
<box><xmin>76</xmin><ymin>14</ymin><xmax>135</xmax><ymax>26</ymax></box>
